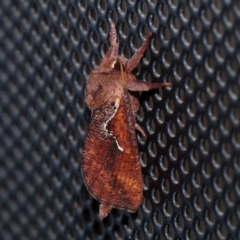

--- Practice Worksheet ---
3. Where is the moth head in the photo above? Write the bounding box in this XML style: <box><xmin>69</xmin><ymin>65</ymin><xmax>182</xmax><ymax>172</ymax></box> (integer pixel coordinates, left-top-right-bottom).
<box><xmin>100</xmin><ymin>58</ymin><xmax>118</xmax><ymax>70</ymax></box>
<box><xmin>111</xmin><ymin>59</ymin><xmax>125</xmax><ymax>71</ymax></box>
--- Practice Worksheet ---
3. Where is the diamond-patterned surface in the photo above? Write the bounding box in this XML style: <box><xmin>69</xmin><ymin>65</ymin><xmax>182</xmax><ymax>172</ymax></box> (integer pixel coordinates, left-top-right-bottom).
<box><xmin>0</xmin><ymin>1</ymin><xmax>240</xmax><ymax>239</ymax></box>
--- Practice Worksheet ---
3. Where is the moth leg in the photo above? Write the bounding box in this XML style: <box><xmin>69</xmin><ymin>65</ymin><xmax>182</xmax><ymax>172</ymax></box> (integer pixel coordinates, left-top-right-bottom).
<box><xmin>103</xmin><ymin>23</ymin><xmax>118</xmax><ymax>59</ymax></box>
<box><xmin>128</xmin><ymin>79</ymin><xmax>172</xmax><ymax>92</ymax></box>
<box><xmin>99</xmin><ymin>204</ymin><xmax>113</xmax><ymax>220</ymax></box>
<box><xmin>135</xmin><ymin>123</ymin><xmax>147</xmax><ymax>139</ymax></box>
<box><xmin>109</xmin><ymin>22</ymin><xmax>117</xmax><ymax>46</ymax></box>
<box><xmin>125</xmin><ymin>33</ymin><xmax>152</xmax><ymax>73</ymax></box>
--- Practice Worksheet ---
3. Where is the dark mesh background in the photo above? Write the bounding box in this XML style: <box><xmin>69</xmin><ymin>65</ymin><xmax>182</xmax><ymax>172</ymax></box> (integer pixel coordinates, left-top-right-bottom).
<box><xmin>0</xmin><ymin>0</ymin><xmax>240</xmax><ymax>239</ymax></box>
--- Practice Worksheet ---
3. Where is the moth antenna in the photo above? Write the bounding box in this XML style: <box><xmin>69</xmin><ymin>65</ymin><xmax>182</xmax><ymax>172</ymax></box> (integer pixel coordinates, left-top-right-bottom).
<box><xmin>119</xmin><ymin>61</ymin><xmax>126</xmax><ymax>87</ymax></box>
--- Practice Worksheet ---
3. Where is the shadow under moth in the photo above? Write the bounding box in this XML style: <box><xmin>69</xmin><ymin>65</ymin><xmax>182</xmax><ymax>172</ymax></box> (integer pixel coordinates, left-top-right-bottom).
<box><xmin>82</xmin><ymin>23</ymin><xmax>172</xmax><ymax>220</ymax></box>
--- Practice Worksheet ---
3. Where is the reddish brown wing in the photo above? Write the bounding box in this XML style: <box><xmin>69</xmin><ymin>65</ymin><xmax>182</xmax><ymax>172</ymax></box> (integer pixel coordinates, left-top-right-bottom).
<box><xmin>82</xmin><ymin>90</ymin><xmax>143</xmax><ymax>212</ymax></box>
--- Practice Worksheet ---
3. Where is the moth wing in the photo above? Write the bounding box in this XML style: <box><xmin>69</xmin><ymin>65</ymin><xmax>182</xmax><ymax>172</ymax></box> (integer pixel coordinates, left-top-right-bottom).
<box><xmin>82</xmin><ymin>91</ymin><xmax>143</xmax><ymax>212</ymax></box>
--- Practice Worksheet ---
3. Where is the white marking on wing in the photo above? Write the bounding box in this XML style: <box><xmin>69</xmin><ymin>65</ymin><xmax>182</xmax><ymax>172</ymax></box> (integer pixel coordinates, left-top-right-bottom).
<box><xmin>109</xmin><ymin>131</ymin><xmax>124</xmax><ymax>152</ymax></box>
<box><xmin>103</xmin><ymin>98</ymin><xmax>124</xmax><ymax>151</ymax></box>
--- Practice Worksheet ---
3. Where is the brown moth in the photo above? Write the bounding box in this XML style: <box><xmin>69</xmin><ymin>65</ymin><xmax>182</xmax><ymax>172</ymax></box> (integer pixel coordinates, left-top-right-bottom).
<box><xmin>82</xmin><ymin>23</ymin><xmax>172</xmax><ymax>220</ymax></box>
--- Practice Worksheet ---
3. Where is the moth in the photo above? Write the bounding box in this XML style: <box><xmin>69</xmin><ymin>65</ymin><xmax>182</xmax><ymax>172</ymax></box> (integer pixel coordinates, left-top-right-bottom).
<box><xmin>82</xmin><ymin>23</ymin><xmax>172</xmax><ymax>220</ymax></box>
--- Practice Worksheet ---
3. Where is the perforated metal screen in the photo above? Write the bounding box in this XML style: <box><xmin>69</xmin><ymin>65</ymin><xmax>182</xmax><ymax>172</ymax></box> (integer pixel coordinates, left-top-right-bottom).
<box><xmin>0</xmin><ymin>0</ymin><xmax>240</xmax><ymax>239</ymax></box>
